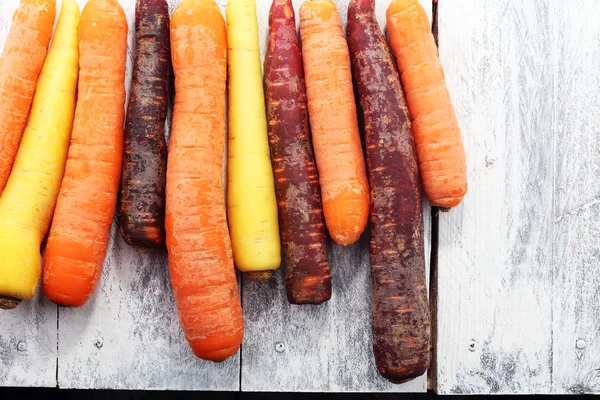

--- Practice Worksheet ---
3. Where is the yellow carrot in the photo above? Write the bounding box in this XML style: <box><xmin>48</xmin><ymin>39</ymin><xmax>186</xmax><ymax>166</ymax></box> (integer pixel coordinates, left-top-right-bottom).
<box><xmin>0</xmin><ymin>0</ymin><xmax>80</xmax><ymax>310</ymax></box>
<box><xmin>226</xmin><ymin>0</ymin><xmax>281</xmax><ymax>280</ymax></box>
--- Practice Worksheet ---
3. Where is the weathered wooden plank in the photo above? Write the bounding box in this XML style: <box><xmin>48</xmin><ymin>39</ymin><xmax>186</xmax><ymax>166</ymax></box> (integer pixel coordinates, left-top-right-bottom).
<box><xmin>0</xmin><ymin>0</ymin><xmax>58</xmax><ymax>388</ymax></box>
<box><xmin>551</xmin><ymin>1</ymin><xmax>600</xmax><ymax>394</ymax></box>
<box><xmin>0</xmin><ymin>293</ymin><xmax>57</xmax><ymax>387</ymax></box>
<box><xmin>56</xmin><ymin>0</ymin><xmax>240</xmax><ymax>390</ymax></box>
<box><xmin>241</xmin><ymin>0</ymin><xmax>432</xmax><ymax>392</ymax></box>
<box><xmin>434</xmin><ymin>0</ymin><xmax>554</xmax><ymax>394</ymax></box>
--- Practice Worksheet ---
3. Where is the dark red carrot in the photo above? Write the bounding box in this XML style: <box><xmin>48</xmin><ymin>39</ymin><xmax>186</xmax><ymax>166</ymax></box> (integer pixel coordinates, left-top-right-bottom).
<box><xmin>119</xmin><ymin>0</ymin><xmax>170</xmax><ymax>251</ymax></box>
<box><xmin>347</xmin><ymin>0</ymin><xmax>430</xmax><ymax>383</ymax></box>
<box><xmin>265</xmin><ymin>0</ymin><xmax>331</xmax><ymax>304</ymax></box>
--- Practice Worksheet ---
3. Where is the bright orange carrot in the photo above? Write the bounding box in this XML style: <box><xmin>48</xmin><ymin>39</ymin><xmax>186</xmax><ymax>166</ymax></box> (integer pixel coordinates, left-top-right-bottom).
<box><xmin>387</xmin><ymin>0</ymin><xmax>467</xmax><ymax>209</ymax></box>
<box><xmin>0</xmin><ymin>0</ymin><xmax>56</xmax><ymax>194</ymax></box>
<box><xmin>299</xmin><ymin>0</ymin><xmax>369</xmax><ymax>246</ymax></box>
<box><xmin>42</xmin><ymin>0</ymin><xmax>128</xmax><ymax>307</ymax></box>
<box><xmin>166</xmin><ymin>0</ymin><xmax>244</xmax><ymax>362</ymax></box>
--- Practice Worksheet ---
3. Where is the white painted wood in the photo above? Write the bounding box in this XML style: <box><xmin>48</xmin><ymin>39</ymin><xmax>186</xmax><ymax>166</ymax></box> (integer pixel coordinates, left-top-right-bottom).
<box><xmin>56</xmin><ymin>0</ymin><xmax>240</xmax><ymax>390</ymax></box>
<box><xmin>434</xmin><ymin>0</ymin><xmax>554</xmax><ymax>394</ymax></box>
<box><xmin>551</xmin><ymin>1</ymin><xmax>600</xmax><ymax>394</ymax></box>
<box><xmin>0</xmin><ymin>0</ymin><xmax>57</xmax><ymax>388</ymax></box>
<box><xmin>0</xmin><ymin>293</ymin><xmax>57</xmax><ymax>387</ymax></box>
<box><xmin>241</xmin><ymin>0</ymin><xmax>432</xmax><ymax>392</ymax></box>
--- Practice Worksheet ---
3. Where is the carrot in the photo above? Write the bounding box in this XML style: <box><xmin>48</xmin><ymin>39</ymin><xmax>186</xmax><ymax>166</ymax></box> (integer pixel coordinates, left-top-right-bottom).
<box><xmin>119</xmin><ymin>0</ymin><xmax>170</xmax><ymax>252</ymax></box>
<box><xmin>0</xmin><ymin>0</ymin><xmax>79</xmax><ymax>311</ymax></box>
<box><xmin>0</xmin><ymin>0</ymin><xmax>56</xmax><ymax>195</ymax></box>
<box><xmin>265</xmin><ymin>0</ymin><xmax>331</xmax><ymax>304</ymax></box>
<box><xmin>42</xmin><ymin>0</ymin><xmax>128</xmax><ymax>308</ymax></box>
<box><xmin>299</xmin><ymin>0</ymin><xmax>369</xmax><ymax>246</ymax></box>
<box><xmin>226</xmin><ymin>0</ymin><xmax>281</xmax><ymax>280</ymax></box>
<box><xmin>166</xmin><ymin>0</ymin><xmax>244</xmax><ymax>361</ymax></box>
<box><xmin>386</xmin><ymin>0</ymin><xmax>467</xmax><ymax>209</ymax></box>
<box><xmin>348</xmin><ymin>0</ymin><xmax>430</xmax><ymax>382</ymax></box>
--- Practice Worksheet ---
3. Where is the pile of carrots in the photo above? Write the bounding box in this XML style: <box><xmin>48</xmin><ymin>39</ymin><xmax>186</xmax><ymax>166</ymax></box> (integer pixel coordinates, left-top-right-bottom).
<box><xmin>0</xmin><ymin>0</ymin><xmax>467</xmax><ymax>383</ymax></box>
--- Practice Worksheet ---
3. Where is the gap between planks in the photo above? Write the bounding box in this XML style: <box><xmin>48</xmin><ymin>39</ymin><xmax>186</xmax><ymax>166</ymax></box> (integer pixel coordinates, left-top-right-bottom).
<box><xmin>427</xmin><ymin>0</ymin><xmax>440</xmax><ymax>392</ymax></box>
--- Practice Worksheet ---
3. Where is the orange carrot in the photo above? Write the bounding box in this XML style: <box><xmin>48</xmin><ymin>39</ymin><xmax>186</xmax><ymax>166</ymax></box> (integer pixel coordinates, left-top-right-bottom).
<box><xmin>387</xmin><ymin>0</ymin><xmax>467</xmax><ymax>209</ymax></box>
<box><xmin>42</xmin><ymin>0</ymin><xmax>128</xmax><ymax>307</ymax></box>
<box><xmin>0</xmin><ymin>0</ymin><xmax>56</xmax><ymax>194</ymax></box>
<box><xmin>166</xmin><ymin>0</ymin><xmax>244</xmax><ymax>362</ymax></box>
<box><xmin>299</xmin><ymin>0</ymin><xmax>369</xmax><ymax>246</ymax></box>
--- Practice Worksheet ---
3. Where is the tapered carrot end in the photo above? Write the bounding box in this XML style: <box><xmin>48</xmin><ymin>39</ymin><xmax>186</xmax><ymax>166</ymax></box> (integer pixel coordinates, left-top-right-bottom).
<box><xmin>323</xmin><ymin>188</ymin><xmax>370</xmax><ymax>246</ymax></box>
<box><xmin>43</xmin><ymin>288</ymin><xmax>89</xmax><ymax>308</ymax></box>
<box><xmin>426</xmin><ymin>180</ymin><xmax>467</xmax><ymax>209</ymax></box>
<box><xmin>379</xmin><ymin>362</ymin><xmax>428</xmax><ymax>384</ymax></box>
<box><xmin>287</xmin><ymin>283</ymin><xmax>331</xmax><ymax>305</ymax></box>
<box><xmin>42</xmin><ymin>267</ymin><xmax>95</xmax><ymax>308</ymax></box>
<box><xmin>191</xmin><ymin>344</ymin><xmax>241</xmax><ymax>362</ymax></box>
<box><xmin>132</xmin><ymin>246</ymin><xmax>152</xmax><ymax>254</ymax></box>
<box><xmin>0</xmin><ymin>296</ymin><xmax>22</xmax><ymax>310</ymax></box>
<box><xmin>247</xmin><ymin>270</ymin><xmax>273</xmax><ymax>281</ymax></box>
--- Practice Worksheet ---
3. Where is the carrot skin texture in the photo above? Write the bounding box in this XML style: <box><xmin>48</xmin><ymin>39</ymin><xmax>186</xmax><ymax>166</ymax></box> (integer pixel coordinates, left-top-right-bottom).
<box><xmin>265</xmin><ymin>0</ymin><xmax>331</xmax><ymax>304</ymax></box>
<box><xmin>43</xmin><ymin>0</ymin><xmax>128</xmax><ymax>307</ymax></box>
<box><xmin>226</xmin><ymin>0</ymin><xmax>281</xmax><ymax>275</ymax></box>
<box><xmin>0</xmin><ymin>0</ymin><xmax>79</xmax><ymax>311</ymax></box>
<box><xmin>387</xmin><ymin>0</ymin><xmax>467</xmax><ymax>208</ymax></box>
<box><xmin>0</xmin><ymin>0</ymin><xmax>56</xmax><ymax>194</ymax></box>
<box><xmin>167</xmin><ymin>0</ymin><xmax>244</xmax><ymax>361</ymax></box>
<box><xmin>119</xmin><ymin>0</ymin><xmax>170</xmax><ymax>251</ymax></box>
<box><xmin>348</xmin><ymin>0</ymin><xmax>430</xmax><ymax>382</ymax></box>
<box><xmin>299</xmin><ymin>0</ymin><xmax>369</xmax><ymax>246</ymax></box>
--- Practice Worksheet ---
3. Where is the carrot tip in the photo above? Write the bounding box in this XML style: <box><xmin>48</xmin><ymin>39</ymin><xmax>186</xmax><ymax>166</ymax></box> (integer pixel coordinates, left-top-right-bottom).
<box><xmin>386</xmin><ymin>376</ymin><xmax>418</xmax><ymax>385</ymax></box>
<box><xmin>133</xmin><ymin>246</ymin><xmax>152</xmax><ymax>254</ymax></box>
<box><xmin>246</xmin><ymin>271</ymin><xmax>273</xmax><ymax>281</ymax></box>
<box><xmin>0</xmin><ymin>296</ymin><xmax>22</xmax><ymax>310</ymax></box>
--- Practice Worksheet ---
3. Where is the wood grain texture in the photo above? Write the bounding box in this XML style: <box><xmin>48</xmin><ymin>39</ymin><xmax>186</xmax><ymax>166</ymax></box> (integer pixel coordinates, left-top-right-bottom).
<box><xmin>0</xmin><ymin>292</ymin><xmax>57</xmax><ymax>387</ymax></box>
<box><xmin>434</xmin><ymin>0</ymin><xmax>554</xmax><ymax>394</ymax></box>
<box><xmin>0</xmin><ymin>0</ymin><xmax>57</xmax><ymax>388</ymax></box>
<box><xmin>56</xmin><ymin>0</ymin><xmax>240</xmax><ymax>390</ymax></box>
<box><xmin>551</xmin><ymin>1</ymin><xmax>600</xmax><ymax>394</ymax></box>
<box><xmin>241</xmin><ymin>0</ymin><xmax>432</xmax><ymax>392</ymax></box>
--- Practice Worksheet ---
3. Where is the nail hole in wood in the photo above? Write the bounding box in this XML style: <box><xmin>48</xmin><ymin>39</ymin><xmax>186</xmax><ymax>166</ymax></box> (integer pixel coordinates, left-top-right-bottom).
<box><xmin>275</xmin><ymin>342</ymin><xmax>285</xmax><ymax>353</ymax></box>
<box><xmin>468</xmin><ymin>340</ymin><xmax>476</xmax><ymax>352</ymax></box>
